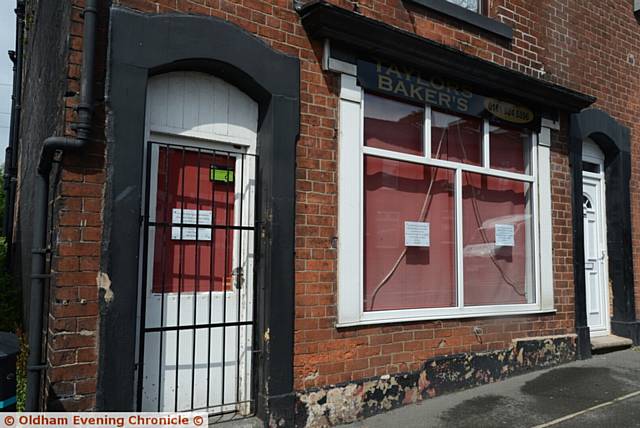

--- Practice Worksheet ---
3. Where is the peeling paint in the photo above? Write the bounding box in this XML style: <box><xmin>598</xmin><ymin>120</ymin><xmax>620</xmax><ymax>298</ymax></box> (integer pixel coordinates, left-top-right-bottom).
<box><xmin>304</xmin><ymin>370</ymin><xmax>319</xmax><ymax>382</ymax></box>
<box><xmin>295</xmin><ymin>335</ymin><xmax>577</xmax><ymax>427</ymax></box>
<box><xmin>97</xmin><ymin>271</ymin><xmax>113</xmax><ymax>303</ymax></box>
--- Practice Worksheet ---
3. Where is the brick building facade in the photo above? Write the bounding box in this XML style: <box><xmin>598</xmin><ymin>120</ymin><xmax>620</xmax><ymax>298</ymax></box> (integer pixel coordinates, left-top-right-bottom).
<box><xmin>6</xmin><ymin>0</ymin><xmax>640</xmax><ymax>426</ymax></box>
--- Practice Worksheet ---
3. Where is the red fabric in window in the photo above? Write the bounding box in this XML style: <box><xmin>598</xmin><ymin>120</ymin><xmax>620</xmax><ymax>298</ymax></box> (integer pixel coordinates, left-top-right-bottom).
<box><xmin>364</xmin><ymin>156</ymin><xmax>456</xmax><ymax>311</ymax></box>
<box><xmin>152</xmin><ymin>148</ymin><xmax>235</xmax><ymax>293</ymax></box>
<box><xmin>432</xmin><ymin>110</ymin><xmax>482</xmax><ymax>166</ymax></box>
<box><xmin>462</xmin><ymin>172</ymin><xmax>531</xmax><ymax>306</ymax></box>
<box><xmin>364</xmin><ymin>93</ymin><xmax>424</xmax><ymax>156</ymax></box>
<box><xmin>489</xmin><ymin>125</ymin><xmax>529</xmax><ymax>174</ymax></box>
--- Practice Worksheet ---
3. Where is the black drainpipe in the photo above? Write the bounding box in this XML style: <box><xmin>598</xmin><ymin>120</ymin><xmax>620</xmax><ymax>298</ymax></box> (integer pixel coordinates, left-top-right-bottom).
<box><xmin>3</xmin><ymin>0</ymin><xmax>25</xmax><ymax>262</ymax></box>
<box><xmin>26</xmin><ymin>0</ymin><xmax>97</xmax><ymax>411</ymax></box>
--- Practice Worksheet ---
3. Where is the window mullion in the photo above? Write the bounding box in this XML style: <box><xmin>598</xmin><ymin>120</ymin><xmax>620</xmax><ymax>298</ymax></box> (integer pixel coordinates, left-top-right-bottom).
<box><xmin>424</xmin><ymin>105</ymin><xmax>431</xmax><ymax>159</ymax></box>
<box><xmin>362</xmin><ymin>146</ymin><xmax>534</xmax><ymax>182</ymax></box>
<box><xmin>455</xmin><ymin>167</ymin><xmax>464</xmax><ymax>309</ymax></box>
<box><xmin>483</xmin><ymin>119</ymin><xmax>490</xmax><ymax>169</ymax></box>
<box><xmin>359</xmin><ymin>85</ymin><xmax>365</xmax><ymax>319</ymax></box>
<box><xmin>531</xmin><ymin>133</ymin><xmax>541</xmax><ymax>306</ymax></box>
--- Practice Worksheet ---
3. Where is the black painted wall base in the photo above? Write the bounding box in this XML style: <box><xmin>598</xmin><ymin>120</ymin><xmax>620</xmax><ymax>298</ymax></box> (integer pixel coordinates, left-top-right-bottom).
<box><xmin>295</xmin><ymin>335</ymin><xmax>577</xmax><ymax>427</ymax></box>
<box><xmin>257</xmin><ymin>392</ymin><xmax>296</xmax><ymax>427</ymax></box>
<box><xmin>575</xmin><ymin>325</ymin><xmax>592</xmax><ymax>359</ymax></box>
<box><xmin>611</xmin><ymin>320</ymin><xmax>640</xmax><ymax>345</ymax></box>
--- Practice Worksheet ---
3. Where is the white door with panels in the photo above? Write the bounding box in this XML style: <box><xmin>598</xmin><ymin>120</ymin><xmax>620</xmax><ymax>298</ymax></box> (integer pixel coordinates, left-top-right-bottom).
<box><xmin>582</xmin><ymin>139</ymin><xmax>609</xmax><ymax>337</ymax></box>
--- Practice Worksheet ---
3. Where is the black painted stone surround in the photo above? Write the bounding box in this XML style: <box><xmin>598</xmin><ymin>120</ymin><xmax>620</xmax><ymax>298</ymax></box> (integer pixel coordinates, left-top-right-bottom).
<box><xmin>98</xmin><ymin>7</ymin><xmax>299</xmax><ymax>425</ymax></box>
<box><xmin>570</xmin><ymin>108</ymin><xmax>639</xmax><ymax>354</ymax></box>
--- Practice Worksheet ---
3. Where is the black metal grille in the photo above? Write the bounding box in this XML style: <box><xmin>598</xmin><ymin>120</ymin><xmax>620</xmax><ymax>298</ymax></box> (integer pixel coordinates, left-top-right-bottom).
<box><xmin>137</xmin><ymin>141</ymin><xmax>258</xmax><ymax>422</ymax></box>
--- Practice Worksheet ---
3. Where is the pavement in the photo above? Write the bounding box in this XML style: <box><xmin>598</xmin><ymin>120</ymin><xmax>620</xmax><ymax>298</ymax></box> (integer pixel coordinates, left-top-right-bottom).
<box><xmin>215</xmin><ymin>348</ymin><xmax>640</xmax><ymax>427</ymax></box>
<box><xmin>342</xmin><ymin>347</ymin><xmax>640</xmax><ymax>428</ymax></box>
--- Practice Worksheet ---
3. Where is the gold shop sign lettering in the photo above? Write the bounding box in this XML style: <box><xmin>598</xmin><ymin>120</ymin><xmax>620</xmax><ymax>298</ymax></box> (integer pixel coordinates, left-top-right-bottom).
<box><xmin>357</xmin><ymin>59</ymin><xmax>539</xmax><ymax>129</ymax></box>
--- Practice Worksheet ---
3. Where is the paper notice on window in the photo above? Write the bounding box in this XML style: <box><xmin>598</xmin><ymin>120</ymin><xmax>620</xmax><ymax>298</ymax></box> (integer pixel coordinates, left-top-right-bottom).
<box><xmin>404</xmin><ymin>221</ymin><xmax>430</xmax><ymax>247</ymax></box>
<box><xmin>495</xmin><ymin>223</ymin><xmax>515</xmax><ymax>247</ymax></box>
<box><xmin>171</xmin><ymin>208</ymin><xmax>213</xmax><ymax>241</ymax></box>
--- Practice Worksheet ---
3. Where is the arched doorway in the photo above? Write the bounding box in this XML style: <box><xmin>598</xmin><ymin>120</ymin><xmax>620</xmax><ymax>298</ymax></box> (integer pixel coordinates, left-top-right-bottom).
<box><xmin>100</xmin><ymin>10</ymin><xmax>299</xmax><ymax>424</ymax></box>
<box><xmin>570</xmin><ymin>108</ymin><xmax>638</xmax><ymax>358</ymax></box>
<box><xmin>581</xmin><ymin>138</ymin><xmax>609</xmax><ymax>337</ymax></box>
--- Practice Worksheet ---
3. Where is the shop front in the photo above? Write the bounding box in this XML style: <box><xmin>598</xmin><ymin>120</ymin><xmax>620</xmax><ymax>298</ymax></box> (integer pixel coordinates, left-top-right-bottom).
<box><xmin>15</xmin><ymin>0</ymin><xmax>640</xmax><ymax>424</ymax></box>
<box><xmin>338</xmin><ymin>59</ymin><xmax>546</xmax><ymax>326</ymax></box>
<box><xmin>100</xmin><ymin>3</ymin><xmax>636</xmax><ymax>426</ymax></box>
<box><xmin>291</xmin><ymin>2</ymin><xmax>636</xmax><ymax>426</ymax></box>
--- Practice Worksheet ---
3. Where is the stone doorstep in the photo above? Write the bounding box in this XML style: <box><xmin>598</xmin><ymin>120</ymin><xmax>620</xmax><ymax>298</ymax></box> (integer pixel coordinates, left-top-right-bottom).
<box><xmin>590</xmin><ymin>334</ymin><xmax>633</xmax><ymax>352</ymax></box>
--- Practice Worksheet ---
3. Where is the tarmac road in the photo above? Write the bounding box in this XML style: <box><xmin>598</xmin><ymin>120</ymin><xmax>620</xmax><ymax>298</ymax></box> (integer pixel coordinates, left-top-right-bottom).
<box><xmin>342</xmin><ymin>348</ymin><xmax>640</xmax><ymax>428</ymax></box>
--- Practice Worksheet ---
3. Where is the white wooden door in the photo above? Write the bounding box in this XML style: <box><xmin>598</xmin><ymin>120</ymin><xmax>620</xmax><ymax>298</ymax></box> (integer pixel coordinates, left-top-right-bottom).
<box><xmin>138</xmin><ymin>72</ymin><xmax>258</xmax><ymax>415</ymax></box>
<box><xmin>583</xmin><ymin>176</ymin><xmax>609</xmax><ymax>336</ymax></box>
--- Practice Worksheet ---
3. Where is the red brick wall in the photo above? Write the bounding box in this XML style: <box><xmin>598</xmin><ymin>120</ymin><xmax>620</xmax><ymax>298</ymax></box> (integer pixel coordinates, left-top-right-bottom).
<box><xmin>109</xmin><ymin>0</ymin><xmax>576</xmax><ymax>392</ymax></box>
<box><xmin>44</xmin><ymin>0</ymin><xmax>640</xmax><ymax>409</ymax></box>
<box><xmin>532</xmin><ymin>0</ymin><xmax>640</xmax><ymax>319</ymax></box>
<box><xmin>44</xmin><ymin>0</ymin><xmax>110</xmax><ymax>411</ymax></box>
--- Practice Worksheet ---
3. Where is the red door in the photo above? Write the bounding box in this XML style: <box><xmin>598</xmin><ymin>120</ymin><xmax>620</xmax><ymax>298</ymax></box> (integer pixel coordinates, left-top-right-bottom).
<box><xmin>152</xmin><ymin>147</ymin><xmax>236</xmax><ymax>294</ymax></box>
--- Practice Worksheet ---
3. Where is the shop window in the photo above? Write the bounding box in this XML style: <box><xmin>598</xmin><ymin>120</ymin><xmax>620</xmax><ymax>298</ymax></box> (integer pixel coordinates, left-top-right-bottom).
<box><xmin>364</xmin><ymin>94</ymin><xmax>536</xmax><ymax>314</ymax></box>
<box><xmin>338</xmin><ymin>79</ymin><xmax>545</xmax><ymax>325</ymax></box>
<box><xmin>432</xmin><ymin>110</ymin><xmax>483</xmax><ymax>166</ymax></box>
<box><xmin>489</xmin><ymin>125</ymin><xmax>530</xmax><ymax>174</ymax></box>
<box><xmin>364</xmin><ymin>157</ymin><xmax>455</xmax><ymax>311</ymax></box>
<box><xmin>365</xmin><ymin>93</ymin><xmax>424</xmax><ymax>156</ymax></box>
<box><xmin>462</xmin><ymin>173</ymin><xmax>534</xmax><ymax>305</ymax></box>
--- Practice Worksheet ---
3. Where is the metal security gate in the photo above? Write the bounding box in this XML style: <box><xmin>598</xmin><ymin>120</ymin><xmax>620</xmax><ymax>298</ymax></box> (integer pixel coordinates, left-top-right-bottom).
<box><xmin>137</xmin><ymin>140</ymin><xmax>257</xmax><ymax>421</ymax></box>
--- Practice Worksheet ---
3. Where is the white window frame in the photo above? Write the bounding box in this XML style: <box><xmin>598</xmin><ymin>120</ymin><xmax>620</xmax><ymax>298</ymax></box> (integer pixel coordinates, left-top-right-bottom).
<box><xmin>337</xmin><ymin>73</ymin><xmax>556</xmax><ymax>327</ymax></box>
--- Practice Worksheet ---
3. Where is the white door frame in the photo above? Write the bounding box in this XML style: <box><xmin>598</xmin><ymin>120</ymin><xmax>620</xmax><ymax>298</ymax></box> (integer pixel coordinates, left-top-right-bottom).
<box><xmin>582</xmin><ymin>139</ymin><xmax>610</xmax><ymax>337</ymax></box>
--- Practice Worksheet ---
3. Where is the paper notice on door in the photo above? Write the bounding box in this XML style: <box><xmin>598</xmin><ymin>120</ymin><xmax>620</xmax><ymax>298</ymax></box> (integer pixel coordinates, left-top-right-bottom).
<box><xmin>495</xmin><ymin>223</ymin><xmax>515</xmax><ymax>247</ymax></box>
<box><xmin>172</xmin><ymin>208</ymin><xmax>213</xmax><ymax>226</ymax></box>
<box><xmin>171</xmin><ymin>208</ymin><xmax>213</xmax><ymax>241</ymax></box>
<box><xmin>404</xmin><ymin>221</ymin><xmax>430</xmax><ymax>247</ymax></box>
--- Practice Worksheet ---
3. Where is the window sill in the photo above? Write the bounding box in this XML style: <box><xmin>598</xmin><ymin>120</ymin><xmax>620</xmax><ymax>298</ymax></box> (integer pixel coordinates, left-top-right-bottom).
<box><xmin>336</xmin><ymin>307</ymin><xmax>556</xmax><ymax>328</ymax></box>
<box><xmin>404</xmin><ymin>0</ymin><xmax>513</xmax><ymax>41</ymax></box>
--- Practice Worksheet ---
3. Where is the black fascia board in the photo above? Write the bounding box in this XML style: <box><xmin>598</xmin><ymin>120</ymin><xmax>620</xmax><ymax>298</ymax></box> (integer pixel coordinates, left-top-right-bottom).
<box><xmin>297</xmin><ymin>1</ymin><xmax>595</xmax><ymax>113</ymax></box>
<box><xmin>405</xmin><ymin>0</ymin><xmax>513</xmax><ymax>40</ymax></box>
